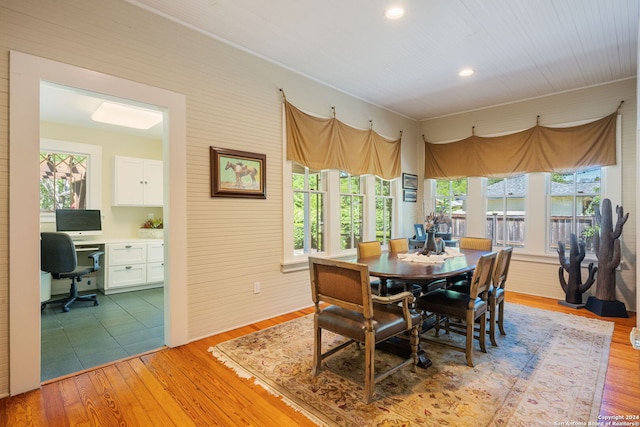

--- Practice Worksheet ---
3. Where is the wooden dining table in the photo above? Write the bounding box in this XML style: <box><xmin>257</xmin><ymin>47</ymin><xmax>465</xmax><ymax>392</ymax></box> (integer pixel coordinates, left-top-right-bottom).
<box><xmin>355</xmin><ymin>247</ymin><xmax>487</xmax><ymax>295</ymax></box>
<box><xmin>353</xmin><ymin>247</ymin><xmax>490</xmax><ymax>367</ymax></box>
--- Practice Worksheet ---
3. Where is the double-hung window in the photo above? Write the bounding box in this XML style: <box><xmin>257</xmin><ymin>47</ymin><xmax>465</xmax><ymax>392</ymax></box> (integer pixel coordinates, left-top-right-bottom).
<box><xmin>548</xmin><ymin>167</ymin><xmax>601</xmax><ymax>253</ymax></box>
<box><xmin>435</xmin><ymin>178</ymin><xmax>467</xmax><ymax>237</ymax></box>
<box><xmin>375</xmin><ymin>177</ymin><xmax>393</xmax><ymax>244</ymax></box>
<box><xmin>339</xmin><ymin>172</ymin><xmax>363</xmax><ymax>250</ymax></box>
<box><xmin>292</xmin><ymin>163</ymin><xmax>325</xmax><ymax>255</ymax></box>
<box><xmin>486</xmin><ymin>175</ymin><xmax>526</xmax><ymax>248</ymax></box>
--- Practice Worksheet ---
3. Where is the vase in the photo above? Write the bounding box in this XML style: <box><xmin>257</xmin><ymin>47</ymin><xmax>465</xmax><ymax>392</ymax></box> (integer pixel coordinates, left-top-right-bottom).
<box><xmin>138</xmin><ymin>228</ymin><xmax>164</xmax><ymax>239</ymax></box>
<box><xmin>425</xmin><ymin>231</ymin><xmax>438</xmax><ymax>253</ymax></box>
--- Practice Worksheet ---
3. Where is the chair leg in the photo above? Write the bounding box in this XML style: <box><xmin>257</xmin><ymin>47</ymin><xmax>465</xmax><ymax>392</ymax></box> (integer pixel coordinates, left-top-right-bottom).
<box><xmin>465</xmin><ymin>313</ymin><xmax>474</xmax><ymax>367</ymax></box>
<box><xmin>488</xmin><ymin>299</ymin><xmax>497</xmax><ymax>347</ymax></box>
<box><xmin>311</xmin><ymin>316</ymin><xmax>322</xmax><ymax>376</ymax></box>
<box><xmin>478</xmin><ymin>312</ymin><xmax>487</xmax><ymax>353</ymax></box>
<box><xmin>498</xmin><ymin>300</ymin><xmax>506</xmax><ymax>336</ymax></box>
<box><xmin>364</xmin><ymin>332</ymin><xmax>375</xmax><ymax>403</ymax></box>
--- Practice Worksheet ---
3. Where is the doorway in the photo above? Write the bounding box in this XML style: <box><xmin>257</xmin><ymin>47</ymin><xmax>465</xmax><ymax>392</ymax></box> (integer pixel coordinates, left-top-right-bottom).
<box><xmin>9</xmin><ymin>51</ymin><xmax>188</xmax><ymax>395</ymax></box>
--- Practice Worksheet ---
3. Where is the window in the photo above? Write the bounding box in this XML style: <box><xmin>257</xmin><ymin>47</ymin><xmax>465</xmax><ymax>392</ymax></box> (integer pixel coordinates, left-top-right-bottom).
<box><xmin>548</xmin><ymin>168</ymin><xmax>601</xmax><ymax>252</ymax></box>
<box><xmin>435</xmin><ymin>179</ymin><xmax>467</xmax><ymax>238</ymax></box>
<box><xmin>339</xmin><ymin>172</ymin><xmax>363</xmax><ymax>250</ymax></box>
<box><xmin>292</xmin><ymin>163</ymin><xmax>325</xmax><ymax>255</ymax></box>
<box><xmin>375</xmin><ymin>177</ymin><xmax>393</xmax><ymax>244</ymax></box>
<box><xmin>40</xmin><ymin>139</ymin><xmax>102</xmax><ymax>221</ymax></box>
<box><xmin>486</xmin><ymin>175</ymin><xmax>526</xmax><ymax>248</ymax></box>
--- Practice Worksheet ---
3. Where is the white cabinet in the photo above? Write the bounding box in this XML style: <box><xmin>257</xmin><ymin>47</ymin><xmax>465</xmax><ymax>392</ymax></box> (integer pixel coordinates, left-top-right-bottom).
<box><xmin>113</xmin><ymin>156</ymin><xmax>163</xmax><ymax>206</ymax></box>
<box><xmin>103</xmin><ymin>240</ymin><xmax>164</xmax><ymax>294</ymax></box>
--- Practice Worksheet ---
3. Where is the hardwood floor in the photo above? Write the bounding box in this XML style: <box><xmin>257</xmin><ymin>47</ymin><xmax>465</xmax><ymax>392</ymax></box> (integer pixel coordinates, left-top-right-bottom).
<box><xmin>2</xmin><ymin>292</ymin><xmax>638</xmax><ymax>426</ymax></box>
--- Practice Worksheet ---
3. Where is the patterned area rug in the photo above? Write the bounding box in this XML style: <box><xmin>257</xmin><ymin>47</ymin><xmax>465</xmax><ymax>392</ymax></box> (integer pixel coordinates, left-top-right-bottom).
<box><xmin>209</xmin><ymin>304</ymin><xmax>613</xmax><ymax>426</ymax></box>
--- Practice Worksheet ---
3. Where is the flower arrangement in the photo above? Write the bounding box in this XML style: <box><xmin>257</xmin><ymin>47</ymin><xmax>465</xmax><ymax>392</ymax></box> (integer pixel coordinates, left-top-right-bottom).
<box><xmin>140</xmin><ymin>217</ymin><xmax>163</xmax><ymax>229</ymax></box>
<box><xmin>424</xmin><ymin>212</ymin><xmax>448</xmax><ymax>232</ymax></box>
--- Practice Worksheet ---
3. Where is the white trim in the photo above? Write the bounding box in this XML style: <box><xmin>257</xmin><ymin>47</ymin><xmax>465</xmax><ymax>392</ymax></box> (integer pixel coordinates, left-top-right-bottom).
<box><xmin>9</xmin><ymin>51</ymin><xmax>188</xmax><ymax>395</ymax></box>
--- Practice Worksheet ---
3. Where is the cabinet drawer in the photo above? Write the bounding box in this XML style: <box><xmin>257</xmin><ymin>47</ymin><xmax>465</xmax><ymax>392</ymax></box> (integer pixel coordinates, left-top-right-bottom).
<box><xmin>108</xmin><ymin>243</ymin><xmax>146</xmax><ymax>265</ymax></box>
<box><xmin>108</xmin><ymin>264</ymin><xmax>146</xmax><ymax>288</ymax></box>
<box><xmin>147</xmin><ymin>261</ymin><xmax>164</xmax><ymax>283</ymax></box>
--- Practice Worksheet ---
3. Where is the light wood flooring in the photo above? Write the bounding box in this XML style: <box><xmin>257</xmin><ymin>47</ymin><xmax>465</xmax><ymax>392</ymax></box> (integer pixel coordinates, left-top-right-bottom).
<box><xmin>1</xmin><ymin>292</ymin><xmax>638</xmax><ymax>426</ymax></box>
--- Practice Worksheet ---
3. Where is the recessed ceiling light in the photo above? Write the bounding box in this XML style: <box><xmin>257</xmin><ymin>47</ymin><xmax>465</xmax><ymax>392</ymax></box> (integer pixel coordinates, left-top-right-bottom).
<box><xmin>458</xmin><ymin>68</ymin><xmax>475</xmax><ymax>77</ymax></box>
<box><xmin>91</xmin><ymin>101</ymin><xmax>163</xmax><ymax>129</ymax></box>
<box><xmin>385</xmin><ymin>7</ymin><xmax>405</xmax><ymax>19</ymax></box>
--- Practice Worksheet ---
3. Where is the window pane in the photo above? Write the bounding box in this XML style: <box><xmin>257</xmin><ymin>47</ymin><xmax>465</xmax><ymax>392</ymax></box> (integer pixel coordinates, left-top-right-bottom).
<box><xmin>40</xmin><ymin>152</ymin><xmax>88</xmax><ymax>211</ymax></box>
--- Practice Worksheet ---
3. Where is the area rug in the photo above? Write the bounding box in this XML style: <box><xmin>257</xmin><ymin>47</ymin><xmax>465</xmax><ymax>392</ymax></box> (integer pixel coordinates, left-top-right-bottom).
<box><xmin>208</xmin><ymin>304</ymin><xmax>613</xmax><ymax>426</ymax></box>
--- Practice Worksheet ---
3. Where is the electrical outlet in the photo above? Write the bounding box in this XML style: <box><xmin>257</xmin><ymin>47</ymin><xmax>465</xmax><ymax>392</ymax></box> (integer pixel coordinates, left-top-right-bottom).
<box><xmin>253</xmin><ymin>282</ymin><xmax>261</xmax><ymax>294</ymax></box>
<box><xmin>147</xmin><ymin>213</ymin><xmax>154</xmax><ymax>220</ymax></box>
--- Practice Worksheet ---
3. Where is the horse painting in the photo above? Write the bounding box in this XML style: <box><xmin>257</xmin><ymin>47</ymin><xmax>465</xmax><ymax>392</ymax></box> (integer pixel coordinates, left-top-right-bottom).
<box><xmin>225</xmin><ymin>160</ymin><xmax>258</xmax><ymax>188</ymax></box>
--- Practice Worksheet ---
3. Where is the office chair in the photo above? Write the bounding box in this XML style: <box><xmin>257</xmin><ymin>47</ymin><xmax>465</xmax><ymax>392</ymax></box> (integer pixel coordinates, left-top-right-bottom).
<box><xmin>40</xmin><ymin>232</ymin><xmax>103</xmax><ymax>312</ymax></box>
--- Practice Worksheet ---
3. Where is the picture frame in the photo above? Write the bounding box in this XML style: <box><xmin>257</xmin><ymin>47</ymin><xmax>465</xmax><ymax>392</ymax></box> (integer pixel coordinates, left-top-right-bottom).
<box><xmin>403</xmin><ymin>189</ymin><xmax>417</xmax><ymax>203</ymax></box>
<box><xmin>210</xmin><ymin>147</ymin><xmax>266</xmax><ymax>198</ymax></box>
<box><xmin>402</xmin><ymin>173</ymin><xmax>418</xmax><ymax>190</ymax></box>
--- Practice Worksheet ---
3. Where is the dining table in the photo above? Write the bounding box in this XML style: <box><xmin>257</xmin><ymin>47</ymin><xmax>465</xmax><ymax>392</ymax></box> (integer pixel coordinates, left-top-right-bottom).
<box><xmin>353</xmin><ymin>247</ymin><xmax>490</xmax><ymax>368</ymax></box>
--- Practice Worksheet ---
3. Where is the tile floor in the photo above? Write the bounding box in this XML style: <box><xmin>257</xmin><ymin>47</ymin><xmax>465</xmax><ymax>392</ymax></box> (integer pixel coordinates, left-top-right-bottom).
<box><xmin>40</xmin><ymin>287</ymin><xmax>164</xmax><ymax>382</ymax></box>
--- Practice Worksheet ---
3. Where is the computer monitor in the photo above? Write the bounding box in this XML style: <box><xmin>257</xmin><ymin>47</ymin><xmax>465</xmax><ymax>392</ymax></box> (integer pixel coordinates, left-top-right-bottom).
<box><xmin>55</xmin><ymin>209</ymin><xmax>102</xmax><ymax>238</ymax></box>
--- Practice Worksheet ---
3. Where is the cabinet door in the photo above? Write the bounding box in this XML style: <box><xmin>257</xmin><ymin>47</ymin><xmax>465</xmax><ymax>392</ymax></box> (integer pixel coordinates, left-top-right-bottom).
<box><xmin>113</xmin><ymin>156</ymin><xmax>145</xmax><ymax>206</ymax></box>
<box><xmin>147</xmin><ymin>241</ymin><xmax>164</xmax><ymax>263</ymax></box>
<box><xmin>143</xmin><ymin>160</ymin><xmax>164</xmax><ymax>206</ymax></box>
<box><xmin>147</xmin><ymin>262</ymin><xmax>164</xmax><ymax>283</ymax></box>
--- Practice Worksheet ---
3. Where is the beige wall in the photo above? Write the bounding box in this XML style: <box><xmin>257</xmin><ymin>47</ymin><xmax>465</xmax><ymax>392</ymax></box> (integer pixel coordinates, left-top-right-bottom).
<box><xmin>0</xmin><ymin>0</ymin><xmax>419</xmax><ymax>395</ymax></box>
<box><xmin>420</xmin><ymin>79</ymin><xmax>637</xmax><ymax>312</ymax></box>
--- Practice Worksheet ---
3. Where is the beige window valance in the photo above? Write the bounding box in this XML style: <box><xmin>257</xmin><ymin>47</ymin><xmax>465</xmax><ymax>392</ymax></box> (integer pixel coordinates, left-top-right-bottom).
<box><xmin>424</xmin><ymin>112</ymin><xmax>617</xmax><ymax>180</ymax></box>
<box><xmin>285</xmin><ymin>100</ymin><xmax>402</xmax><ymax>180</ymax></box>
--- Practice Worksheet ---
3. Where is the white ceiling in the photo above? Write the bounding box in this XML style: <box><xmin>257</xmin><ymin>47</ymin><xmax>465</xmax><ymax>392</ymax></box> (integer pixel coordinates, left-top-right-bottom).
<box><xmin>41</xmin><ymin>0</ymin><xmax>638</xmax><ymax>136</ymax></box>
<box><xmin>128</xmin><ymin>0</ymin><xmax>638</xmax><ymax>120</ymax></box>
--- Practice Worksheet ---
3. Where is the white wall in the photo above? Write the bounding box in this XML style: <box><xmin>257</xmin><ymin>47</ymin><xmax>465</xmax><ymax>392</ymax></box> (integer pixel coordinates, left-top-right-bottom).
<box><xmin>420</xmin><ymin>79</ymin><xmax>637</xmax><ymax>312</ymax></box>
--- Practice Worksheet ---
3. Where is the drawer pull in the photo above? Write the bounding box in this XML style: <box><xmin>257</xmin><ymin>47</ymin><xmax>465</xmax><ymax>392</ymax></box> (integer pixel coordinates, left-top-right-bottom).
<box><xmin>125</xmin><ymin>245</ymin><xmax>132</xmax><ymax>249</ymax></box>
<box><xmin>125</xmin><ymin>266</ymin><xmax>133</xmax><ymax>269</ymax></box>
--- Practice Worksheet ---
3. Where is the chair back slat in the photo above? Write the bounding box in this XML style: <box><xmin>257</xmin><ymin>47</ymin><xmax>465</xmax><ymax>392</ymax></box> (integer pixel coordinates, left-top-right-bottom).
<box><xmin>468</xmin><ymin>252</ymin><xmax>497</xmax><ymax>299</ymax></box>
<box><xmin>357</xmin><ymin>241</ymin><xmax>382</xmax><ymax>258</ymax></box>
<box><xmin>493</xmin><ymin>246</ymin><xmax>513</xmax><ymax>290</ymax></box>
<box><xmin>459</xmin><ymin>237</ymin><xmax>492</xmax><ymax>251</ymax></box>
<box><xmin>309</xmin><ymin>257</ymin><xmax>372</xmax><ymax>316</ymax></box>
<box><xmin>388</xmin><ymin>238</ymin><xmax>409</xmax><ymax>254</ymax></box>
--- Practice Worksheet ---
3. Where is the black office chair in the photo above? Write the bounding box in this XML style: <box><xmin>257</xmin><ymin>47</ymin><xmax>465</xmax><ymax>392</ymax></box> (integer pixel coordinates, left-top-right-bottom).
<box><xmin>40</xmin><ymin>232</ymin><xmax>103</xmax><ymax>312</ymax></box>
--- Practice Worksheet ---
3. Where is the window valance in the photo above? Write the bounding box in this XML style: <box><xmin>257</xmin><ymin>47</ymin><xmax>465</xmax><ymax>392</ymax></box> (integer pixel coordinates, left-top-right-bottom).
<box><xmin>285</xmin><ymin>100</ymin><xmax>402</xmax><ymax>180</ymax></box>
<box><xmin>424</xmin><ymin>112</ymin><xmax>617</xmax><ymax>180</ymax></box>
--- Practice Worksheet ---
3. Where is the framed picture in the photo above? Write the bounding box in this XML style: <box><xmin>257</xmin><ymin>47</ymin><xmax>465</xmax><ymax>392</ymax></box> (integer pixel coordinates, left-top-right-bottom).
<box><xmin>402</xmin><ymin>173</ymin><xmax>418</xmax><ymax>190</ymax></box>
<box><xmin>210</xmin><ymin>147</ymin><xmax>266</xmax><ymax>198</ymax></box>
<box><xmin>403</xmin><ymin>189</ymin><xmax>417</xmax><ymax>203</ymax></box>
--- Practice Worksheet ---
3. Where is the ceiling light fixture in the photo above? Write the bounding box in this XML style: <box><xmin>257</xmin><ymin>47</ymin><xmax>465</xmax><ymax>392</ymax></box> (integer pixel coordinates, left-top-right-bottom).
<box><xmin>385</xmin><ymin>7</ymin><xmax>405</xmax><ymax>19</ymax></box>
<box><xmin>91</xmin><ymin>101</ymin><xmax>163</xmax><ymax>129</ymax></box>
<box><xmin>458</xmin><ymin>68</ymin><xmax>475</xmax><ymax>77</ymax></box>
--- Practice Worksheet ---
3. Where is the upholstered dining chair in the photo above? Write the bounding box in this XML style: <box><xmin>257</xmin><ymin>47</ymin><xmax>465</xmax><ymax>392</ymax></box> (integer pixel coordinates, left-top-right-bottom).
<box><xmin>489</xmin><ymin>246</ymin><xmax>513</xmax><ymax>345</ymax></box>
<box><xmin>416</xmin><ymin>251</ymin><xmax>497</xmax><ymax>367</ymax></box>
<box><xmin>388</xmin><ymin>238</ymin><xmax>409</xmax><ymax>254</ymax></box>
<box><xmin>446</xmin><ymin>236</ymin><xmax>493</xmax><ymax>290</ymax></box>
<box><xmin>308</xmin><ymin>257</ymin><xmax>420</xmax><ymax>403</ymax></box>
<box><xmin>357</xmin><ymin>241</ymin><xmax>383</xmax><ymax>294</ymax></box>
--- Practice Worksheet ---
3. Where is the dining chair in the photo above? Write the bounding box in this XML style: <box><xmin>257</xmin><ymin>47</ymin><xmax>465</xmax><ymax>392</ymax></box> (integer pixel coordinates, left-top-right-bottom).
<box><xmin>388</xmin><ymin>238</ymin><xmax>424</xmax><ymax>297</ymax></box>
<box><xmin>357</xmin><ymin>241</ymin><xmax>384</xmax><ymax>294</ymax></box>
<box><xmin>446</xmin><ymin>236</ymin><xmax>493</xmax><ymax>289</ymax></box>
<box><xmin>416</xmin><ymin>251</ymin><xmax>497</xmax><ymax>367</ymax></box>
<box><xmin>388</xmin><ymin>238</ymin><xmax>409</xmax><ymax>254</ymax></box>
<box><xmin>489</xmin><ymin>246</ymin><xmax>513</xmax><ymax>345</ymax></box>
<box><xmin>308</xmin><ymin>257</ymin><xmax>420</xmax><ymax>403</ymax></box>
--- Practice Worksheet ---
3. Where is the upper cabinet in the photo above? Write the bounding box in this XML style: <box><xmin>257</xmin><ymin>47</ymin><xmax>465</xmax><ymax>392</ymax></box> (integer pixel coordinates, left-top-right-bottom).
<box><xmin>113</xmin><ymin>155</ymin><xmax>163</xmax><ymax>206</ymax></box>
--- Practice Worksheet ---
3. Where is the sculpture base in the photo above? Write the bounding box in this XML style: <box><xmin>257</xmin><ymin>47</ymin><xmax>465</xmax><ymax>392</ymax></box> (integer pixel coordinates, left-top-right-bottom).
<box><xmin>558</xmin><ymin>300</ymin><xmax>585</xmax><ymax>309</ymax></box>
<box><xmin>585</xmin><ymin>296</ymin><xmax>629</xmax><ymax>318</ymax></box>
